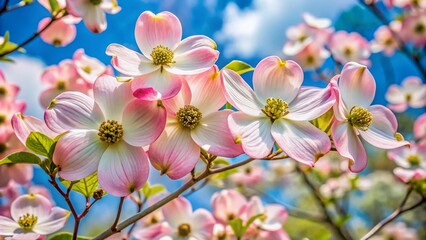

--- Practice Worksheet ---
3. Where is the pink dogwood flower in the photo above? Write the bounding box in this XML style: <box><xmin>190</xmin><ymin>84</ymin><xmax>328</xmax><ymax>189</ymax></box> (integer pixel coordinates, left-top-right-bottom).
<box><xmin>0</xmin><ymin>70</ymin><xmax>19</xmax><ymax>102</ymax></box>
<box><xmin>44</xmin><ymin>75</ymin><xmax>166</xmax><ymax>196</ymax></box>
<box><xmin>242</xmin><ymin>196</ymin><xmax>288</xmax><ymax>232</ymax></box>
<box><xmin>39</xmin><ymin>60</ymin><xmax>89</xmax><ymax>108</ymax></box>
<box><xmin>384</xmin><ymin>0</ymin><xmax>426</xmax><ymax>8</ymax></box>
<box><xmin>38</xmin><ymin>18</ymin><xmax>76</xmax><ymax>47</ymax></box>
<box><xmin>400</xmin><ymin>10</ymin><xmax>426</xmax><ymax>46</ymax></box>
<box><xmin>143</xmin><ymin>197</ymin><xmax>215</xmax><ymax>239</ymax></box>
<box><xmin>385</xmin><ymin>76</ymin><xmax>426</xmax><ymax>112</ymax></box>
<box><xmin>388</xmin><ymin>142</ymin><xmax>426</xmax><ymax>169</ymax></box>
<box><xmin>230</xmin><ymin>162</ymin><xmax>265</xmax><ymax>188</ymax></box>
<box><xmin>221</xmin><ymin>56</ymin><xmax>335</xmax><ymax>166</ymax></box>
<box><xmin>394</xmin><ymin>167</ymin><xmax>426</xmax><ymax>183</ymax></box>
<box><xmin>288</xmin><ymin>41</ymin><xmax>330</xmax><ymax>70</ymax></box>
<box><xmin>73</xmin><ymin>49</ymin><xmax>113</xmax><ymax>86</ymax></box>
<box><xmin>414</xmin><ymin>113</ymin><xmax>426</xmax><ymax>141</ymax></box>
<box><xmin>331</xmin><ymin>62</ymin><xmax>409</xmax><ymax>172</ymax></box>
<box><xmin>66</xmin><ymin>0</ymin><xmax>120</xmax><ymax>33</ymax></box>
<box><xmin>148</xmin><ymin>66</ymin><xmax>243</xmax><ymax>179</ymax></box>
<box><xmin>0</xmin><ymin>194</ymin><xmax>69</xmax><ymax>239</ymax></box>
<box><xmin>106</xmin><ymin>11</ymin><xmax>219</xmax><ymax>101</ymax></box>
<box><xmin>370</xmin><ymin>24</ymin><xmax>400</xmax><ymax>56</ymax></box>
<box><xmin>211</xmin><ymin>189</ymin><xmax>247</xmax><ymax>225</ymax></box>
<box><xmin>329</xmin><ymin>31</ymin><xmax>371</xmax><ymax>65</ymax></box>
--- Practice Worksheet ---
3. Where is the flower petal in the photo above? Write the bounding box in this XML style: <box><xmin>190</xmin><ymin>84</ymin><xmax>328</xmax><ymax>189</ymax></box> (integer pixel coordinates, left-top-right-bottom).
<box><xmin>339</xmin><ymin>62</ymin><xmax>376</xmax><ymax>109</ymax></box>
<box><xmin>11</xmin><ymin>194</ymin><xmax>52</xmax><ymax>222</ymax></box>
<box><xmin>191</xmin><ymin>110</ymin><xmax>243</xmax><ymax>157</ymax></box>
<box><xmin>174</xmin><ymin>35</ymin><xmax>217</xmax><ymax>55</ymax></box>
<box><xmin>44</xmin><ymin>92</ymin><xmax>104</xmax><ymax>132</ymax></box>
<box><xmin>162</xmin><ymin>80</ymin><xmax>192</xmax><ymax>115</ymax></box>
<box><xmin>221</xmin><ymin>69</ymin><xmax>263</xmax><ymax>116</ymax></box>
<box><xmin>39</xmin><ymin>88</ymin><xmax>64</xmax><ymax>109</ymax></box>
<box><xmin>8</xmin><ymin>164</ymin><xmax>33</xmax><ymax>186</ymax></box>
<box><xmin>261</xmin><ymin>205</ymin><xmax>288</xmax><ymax>231</ymax></box>
<box><xmin>106</xmin><ymin>43</ymin><xmax>159</xmax><ymax>76</ymax></box>
<box><xmin>83</xmin><ymin>6</ymin><xmax>106</xmax><ymax>33</ymax></box>
<box><xmin>11</xmin><ymin>113</ymin><xmax>57</xmax><ymax>145</ymax></box>
<box><xmin>122</xmin><ymin>99</ymin><xmax>167</xmax><ymax>147</ymax></box>
<box><xmin>189</xmin><ymin>209</ymin><xmax>216</xmax><ymax>240</ymax></box>
<box><xmin>33</xmin><ymin>207</ymin><xmax>70</xmax><ymax>235</ymax></box>
<box><xmin>161</xmin><ymin>197</ymin><xmax>192</xmax><ymax>228</ymax></box>
<box><xmin>286</xmin><ymin>86</ymin><xmax>335</xmax><ymax>121</ymax></box>
<box><xmin>93</xmin><ymin>75</ymin><xmax>134</xmax><ymax>121</ymax></box>
<box><xmin>148</xmin><ymin>121</ymin><xmax>200</xmax><ymax>179</ymax></box>
<box><xmin>331</xmin><ymin>121</ymin><xmax>367</xmax><ymax>172</ymax></box>
<box><xmin>271</xmin><ymin>119</ymin><xmax>331</xmax><ymax>166</ymax></box>
<box><xmin>132</xmin><ymin>69</ymin><xmax>182</xmax><ymax>101</ymax></box>
<box><xmin>98</xmin><ymin>141</ymin><xmax>149</xmax><ymax>196</ymax></box>
<box><xmin>167</xmin><ymin>47</ymin><xmax>219</xmax><ymax>75</ymax></box>
<box><xmin>135</xmin><ymin>11</ymin><xmax>182</xmax><ymax>56</ymax></box>
<box><xmin>228</xmin><ymin>112</ymin><xmax>274</xmax><ymax>158</ymax></box>
<box><xmin>359</xmin><ymin>105</ymin><xmax>409</xmax><ymax>149</ymax></box>
<box><xmin>186</xmin><ymin>65</ymin><xmax>225</xmax><ymax>115</ymax></box>
<box><xmin>253</xmin><ymin>56</ymin><xmax>303</xmax><ymax>103</ymax></box>
<box><xmin>53</xmin><ymin>130</ymin><xmax>107</xmax><ymax>181</ymax></box>
<box><xmin>0</xmin><ymin>216</ymin><xmax>20</xmax><ymax>235</ymax></box>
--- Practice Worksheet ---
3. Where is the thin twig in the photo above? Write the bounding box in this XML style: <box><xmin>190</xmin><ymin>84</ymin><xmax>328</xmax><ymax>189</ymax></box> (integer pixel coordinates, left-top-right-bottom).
<box><xmin>361</xmin><ymin>189</ymin><xmax>425</xmax><ymax>240</ymax></box>
<box><xmin>93</xmin><ymin>151</ymin><xmax>286</xmax><ymax>240</ymax></box>
<box><xmin>296</xmin><ymin>166</ymin><xmax>352</xmax><ymax>240</ymax></box>
<box><xmin>111</xmin><ymin>197</ymin><xmax>125</xmax><ymax>232</ymax></box>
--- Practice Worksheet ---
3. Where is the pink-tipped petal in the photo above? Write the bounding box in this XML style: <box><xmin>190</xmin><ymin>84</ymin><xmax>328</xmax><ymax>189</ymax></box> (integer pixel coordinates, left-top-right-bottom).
<box><xmin>53</xmin><ymin>130</ymin><xmax>107</xmax><ymax>181</ymax></box>
<box><xmin>39</xmin><ymin>17</ymin><xmax>76</xmax><ymax>47</ymax></box>
<box><xmin>39</xmin><ymin>88</ymin><xmax>64</xmax><ymax>109</ymax></box>
<box><xmin>211</xmin><ymin>189</ymin><xmax>247</xmax><ymax>224</ymax></box>
<box><xmin>33</xmin><ymin>207</ymin><xmax>70</xmax><ymax>235</ymax></box>
<box><xmin>11</xmin><ymin>113</ymin><xmax>57</xmax><ymax>145</ymax></box>
<box><xmin>414</xmin><ymin>113</ymin><xmax>426</xmax><ymax>139</ymax></box>
<box><xmin>93</xmin><ymin>75</ymin><xmax>134</xmax><ymax>121</ymax></box>
<box><xmin>286</xmin><ymin>86</ymin><xmax>335</xmax><ymax>121</ymax></box>
<box><xmin>11</xmin><ymin>194</ymin><xmax>52</xmax><ymax>222</ymax></box>
<box><xmin>168</xmin><ymin>47</ymin><xmax>219</xmax><ymax>75</ymax></box>
<box><xmin>359</xmin><ymin>105</ymin><xmax>409</xmax><ymax>149</ymax></box>
<box><xmin>8</xmin><ymin>164</ymin><xmax>33</xmax><ymax>185</ymax></box>
<box><xmin>253</xmin><ymin>56</ymin><xmax>303</xmax><ymax>103</ymax></box>
<box><xmin>271</xmin><ymin>119</ymin><xmax>331</xmax><ymax>166</ymax></box>
<box><xmin>83</xmin><ymin>6</ymin><xmax>106</xmax><ymax>33</ymax></box>
<box><xmin>0</xmin><ymin>216</ymin><xmax>20</xmax><ymax>235</ymax></box>
<box><xmin>162</xmin><ymin>80</ymin><xmax>192</xmax><ymax>115</ymax></box>
<box><xmin>190</xmin><ymin>209</ymin><xmax>216</xmax><ymax>240</ymax></box>
<box><xmin>221</xmin><ymin>69</ymin><xmax>263</xmax><ymax>116</ymax></box>
<box><xmin>132</xmin><ymin>69</ymin><xmax>182</xmax><ymax>101</ymax></box>
<box><xmin>161</xmin><ymin>197</ymin><xmax>192</xmax><ymax>228</ymax></box>
<box><xmin>98</xmin><ymin>141</ymin><xmax>149</xmax><ymax>196</ymax></box>
<box><xmin>148</xmin><ymin>122</ymin><xmax>200</xmax><ymax>179</ymax></box>
<box><xmin>122</xmin><ymin>99</ymin><xmax>167</xmax><ymax>147</ymax></box>
<box><xmin>174</xmin><ymin>35</ymin><xmax>217</xmax><ymax>55</ymax></box>
<box><xmin>330</xmin><ymin>75</ymin><xmax>349</xmax><ymax>121</ymax></box>
<box><xmin>191</xmin><ymin>110</ymin><xmax>243</xmax><ymax>157</ymax></box>
<box><xmin>106</xmin><ymin>43</ymin><xmax>159</xmax><ymax>76</ymax></box>
<box><xmin>339</xmin><ymin>62</ymin><xmax>376</xmax><ymax>109</ymax></box>
<box><xmin>331</xmin><ymin>121</ymin><xmax>367</xmax><ymax>172</ymax></box>
<box><xmin>44</xmin><ymin>92</ymin><xmax>104</xmax><ymax>132</ymax></box>
<box><xmin>228</xmin><ymin>112</ymin><xmax>274</xmax><ymax>159</ymax></box>
<box><xmin>261</xmin><ymin>205</ymin><xmax>288</xmax><ymax>231</ymax></box>
<box><xmin>186</xmin><ymin>66</ymin><xmax>226</xmax><ymax>115</ymax></box>
<box><xmin>135</xmin><ymin>11</ymin><xmax>182</xmax><ymax>56</ymax></box>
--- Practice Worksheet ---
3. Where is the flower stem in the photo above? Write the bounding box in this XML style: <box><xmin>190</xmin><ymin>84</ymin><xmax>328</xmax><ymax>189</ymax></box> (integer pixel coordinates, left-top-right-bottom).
<box><xmin>111</xmin><ymin>197</ymin><xmax>125</xmax><ymax>232</ymax></box>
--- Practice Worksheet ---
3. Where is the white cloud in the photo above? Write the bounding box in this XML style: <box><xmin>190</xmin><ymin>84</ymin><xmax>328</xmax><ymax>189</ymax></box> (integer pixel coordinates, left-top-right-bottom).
<box><xmin>0</xmin><ymin>55</ymin><xmax>46</xmax><ymax>119</ymax></box>
<box><xmin>215</xmin><ymin>0</ymin><xmax>352</xmax><ymax>59</ymax></box>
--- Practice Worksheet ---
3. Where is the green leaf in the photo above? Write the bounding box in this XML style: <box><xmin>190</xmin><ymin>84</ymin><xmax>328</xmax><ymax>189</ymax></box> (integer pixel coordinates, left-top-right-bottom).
<box><xmin>225</xmin><ymin>102</ymin><xmax>233</xmax><ymax>109</ymax></box>
<box><xmin>49</xmin><ymin>232</ymin><xmax>91</xmax><ymax>240</ymax></box>
<box><xmin>141</xmin><ymin>182</ymin><xmax>166</xmax><ymax>199</ymax></box>
<box><xmin>0</xmin><ymin>152</ymin><xmax>41</xmax><ymax>165</ymax></box>
<box><xmin>0</xmin><ymin>32</ymin><xmax>25</xmax><ymax>56</ymax></box>
<box><xmin>229</xmin><ymin>218</ymin><xmax>244</xmax><ymax>238</ymax></box>
<box><xmin>242</xmin><ymin>214</ymin><xmax>264</xmax><ymax>235</ymax></box>
<box><xmin>26</xmin><ymin>132</ymin><xmax>55</xmax><ymax>157</ymax></box>
<box><xmin>336</xmin><ymin>214</ymin><xmax>351</xmax><ymax>227</ymax></box>
<box><xmin>311</xmin><ymin>108</ymin><xmax>333</xmax><ymax>136</ymax></box>
<box><xmin>48</xmin><ymin>0</ymin><xmax>60</xmax><ymax>14</ymax></box>
<box><xmin>60</xmin><ymin>172</ymin><xmax>99</xmax><ymax>198</ymax></box>
<box><xmin>224</xmin><ymin>60</ymin><xmax>254</xmax><ymax>75</ymax></box>
<box><xmin>211</xmin><ymin>158</ymin><xmax>231</xmax><ymax>167</ymax></box>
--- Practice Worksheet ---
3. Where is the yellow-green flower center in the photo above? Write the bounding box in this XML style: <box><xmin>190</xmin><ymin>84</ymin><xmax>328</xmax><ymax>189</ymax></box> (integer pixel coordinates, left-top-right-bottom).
<box><xmin>0</xmin><ymin>87</ymin><xmax>7</xmax><ymax>96</ymax></box>
<box><xmin>151</xmin><ymin>45</ymin><xmax>175</xmax><ymax>66</ymax></box>
<box><xmin>98</xmin><ymin>120</ymin><xmax>123</xmax><ymax>144</ymax></box>
<box><xmin>82</xmin><ymin>66</ymin><xmax>92</xmax><ymax>74</ymax></box>
<box><xmin>343</xmin><ymin>47</ymin><xmax>353</xmax><ymax>57</ymax></box>
<box><xmin>0</xmin><ymin>114</ymin><xmax>5</xmax><ymax>124</ymax></box>
<box><xmin>406</xmin><ymin>154</ymin><xmax>421</xmax><ymax>166</ymax></box>
<box><xmin>176</xmin><ymin>105</ymin><xmax>202</xmax><ymax>129</ymax></box>
<box><xmin>348</xmin><ymin>106</ymin><xmax>373</xmax><ymax>131</ymax></box>
<box><xmin>0</xmin><ymin>143</ymin><xmax>7</xmax><ymax>153</ymax></box>
<box><xmin>178</xmin><ymin>223</ymin><xmax>191</xmax><ymax>237</ymax></box>
<box><xmin>18</xmin><ymin>213</ymin><xmax>38</xmax><ymax>230</ymax></box>
<box><xmin>56</xmin><ymin>81</ymin><xmax>66</xmax><ymax>91</ymax></box>
<box><xmin>90</xmin><ymin>0</ymin><xmax>102</xmax><ymax>5</ymax></box>
<box><xmin>415</xmin><ymin>23</ymin><xmax>425</xmax><ymax>34</ymax></box>
<box><xmin>262</xmin><ymin>97</ymin><xmax>289</xmax><ymax>120</ymax></box>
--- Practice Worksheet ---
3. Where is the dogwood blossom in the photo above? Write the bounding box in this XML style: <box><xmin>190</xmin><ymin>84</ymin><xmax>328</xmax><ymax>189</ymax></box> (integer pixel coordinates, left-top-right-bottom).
<box><xmin>385</xmin><ymin>76</ymin><xmax>426</xmax><ymax>112</ymax></box>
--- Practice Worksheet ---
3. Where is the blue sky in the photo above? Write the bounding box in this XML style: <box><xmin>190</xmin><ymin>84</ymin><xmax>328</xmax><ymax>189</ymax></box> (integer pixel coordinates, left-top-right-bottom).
<box><xmin>1</xmin><ymin>0</ymin><xmax>425</xmax><ymax>235</ymax></box>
